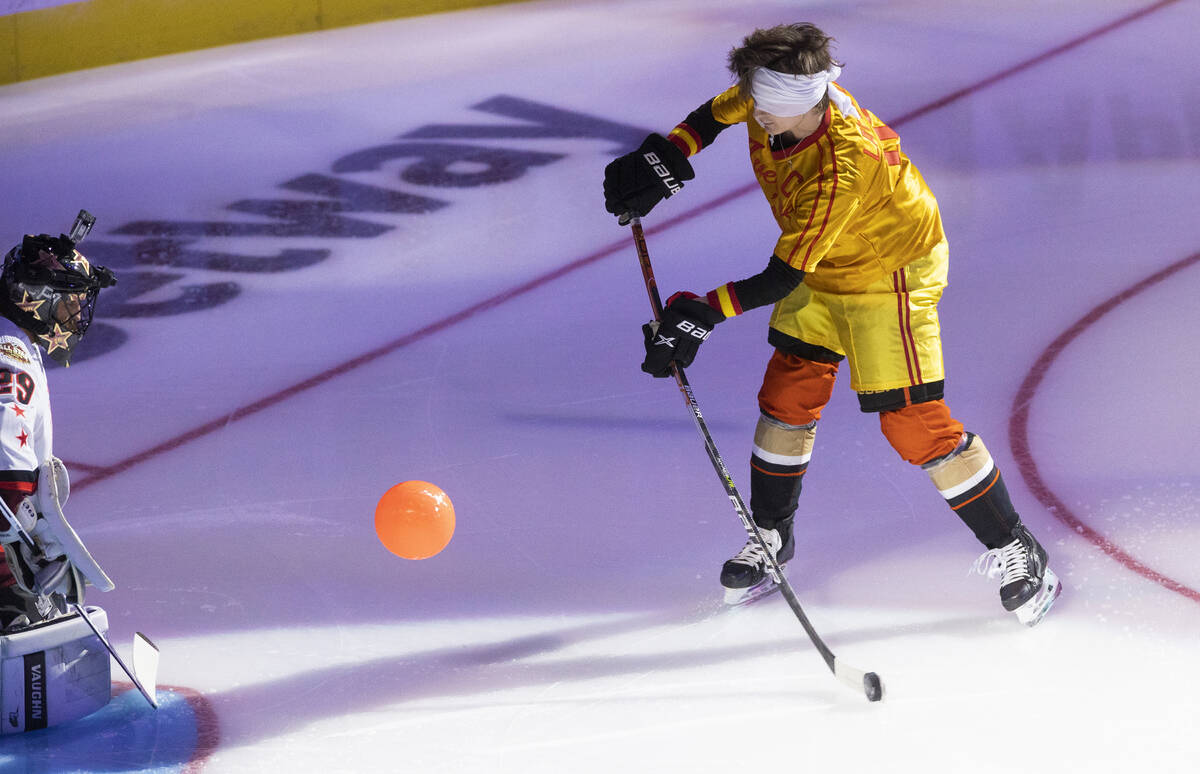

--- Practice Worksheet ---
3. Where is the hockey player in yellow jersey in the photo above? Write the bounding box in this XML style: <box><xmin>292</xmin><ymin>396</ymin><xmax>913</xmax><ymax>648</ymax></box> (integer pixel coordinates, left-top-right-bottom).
<box><xmin>603</xmin><ymin>23</ymin><xmax>1061</xmax><ymax>624</ymax></box>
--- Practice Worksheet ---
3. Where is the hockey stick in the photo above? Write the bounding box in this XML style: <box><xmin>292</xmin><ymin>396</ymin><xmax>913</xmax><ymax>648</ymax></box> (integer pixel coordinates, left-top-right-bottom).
<box><xmin>623</xmin><ymin>214</ymin><xmax>883</xmax><ymax>702</ymax></box>
<box><xmin>70</xmin><ymin>602</ymin><xmax>160</xmax><ymax>709</ymax></box>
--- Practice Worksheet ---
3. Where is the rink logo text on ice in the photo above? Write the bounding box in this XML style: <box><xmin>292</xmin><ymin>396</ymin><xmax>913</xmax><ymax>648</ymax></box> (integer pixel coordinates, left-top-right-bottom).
<box><xmin>72</xmin><ymin>96</ymin><xmax>647</xmax><ymax>365</ymax></box>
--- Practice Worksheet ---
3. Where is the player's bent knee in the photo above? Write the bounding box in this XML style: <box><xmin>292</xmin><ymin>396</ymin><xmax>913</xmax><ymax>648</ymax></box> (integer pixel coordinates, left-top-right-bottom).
<box><xmin>878</xmin><ymin>399</ymin><xmax>964</xmax><ymax>465</ymax></box>
<box><xmin>1</xmin><ymin>608</ymin><xmax>112</xmax><ymax>733</ymax></box>
<box><xmin>757</xmin><ymin>350</ymin><xmax>838</xmax><ymax>426</ymax></box>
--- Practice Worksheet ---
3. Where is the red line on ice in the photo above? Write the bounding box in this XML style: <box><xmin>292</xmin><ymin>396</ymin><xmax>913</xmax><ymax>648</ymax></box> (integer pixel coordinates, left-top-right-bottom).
<box><xmin>886</xmin><ymin>0</ymin><xmax>1187</xmax><ymax>127</ymax></box>
<box><xmin>1008</xmin><ymin>252</ymin><xmax>1200</xmax><ymax>604</ymax></box>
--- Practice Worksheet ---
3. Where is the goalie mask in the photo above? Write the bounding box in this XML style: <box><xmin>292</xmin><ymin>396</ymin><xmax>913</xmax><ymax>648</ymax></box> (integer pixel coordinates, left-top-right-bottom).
<box><xmin>0</xmin><ymin>233</ymin><xmax>117</xmax><ymax>366</ymax></box>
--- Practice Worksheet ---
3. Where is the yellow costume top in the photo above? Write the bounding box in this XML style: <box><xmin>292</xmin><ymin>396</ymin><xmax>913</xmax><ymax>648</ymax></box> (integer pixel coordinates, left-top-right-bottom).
<box><xmin>670</xmin><ymin>84</ymin><xmax>944</xmax><ymax>296</ymax></box>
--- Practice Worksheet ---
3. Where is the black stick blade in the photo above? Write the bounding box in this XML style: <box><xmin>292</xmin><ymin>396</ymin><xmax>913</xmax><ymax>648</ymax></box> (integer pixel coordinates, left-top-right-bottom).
<box><xmin>864</xmin><ymin>672</ymin><xmax>884</xmax><ymax>702</ymax></box>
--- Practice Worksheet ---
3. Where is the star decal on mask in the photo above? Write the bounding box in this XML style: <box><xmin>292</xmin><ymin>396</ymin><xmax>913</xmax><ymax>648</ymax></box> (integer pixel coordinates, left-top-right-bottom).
<box><xmin>42</xmin><ymin>323</ymin><xmax>73</xmax><ymax>354</ymax></box>
<box><xmin>16</xmin><ymin>429</ymin><xmax>28</xmax><ymax>448</ymax></box>
<box><xmin>10</xmin><ymin>405</ymin><xmax>25</xmax><ymax>418</ymax></box>
<box><xmin>71</xmin><ymin>251</ymin><xmax>91</xmax><ymax>274</ymax></box>
<box><xmin>15</xmin><ymin>290</ymin><xmax>45</xmax><ymax>315</ymax></box>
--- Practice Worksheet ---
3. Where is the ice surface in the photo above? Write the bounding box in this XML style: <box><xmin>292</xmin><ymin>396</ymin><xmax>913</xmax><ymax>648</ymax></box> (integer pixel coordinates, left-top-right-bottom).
<box><xmin>1</xmin><ymin>0</ymin><xmax>1198</xmax><ymax>771</ymax></box>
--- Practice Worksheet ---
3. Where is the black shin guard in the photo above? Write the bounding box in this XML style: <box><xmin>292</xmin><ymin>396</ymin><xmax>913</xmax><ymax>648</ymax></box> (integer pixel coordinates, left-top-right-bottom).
<box><xmin>749</xmin><ymin>463</ymin><xmax>804</xmax><ymax>530</ymax></box>
<box><xmin>949</xmin><ymin>468</ymin><xmax>1021</xmax><ymax>549</ymax></box>
<box><xmin>924</xmin><ymin>434</ymin><xmax>1020</xmax><ymax>549</ymax></box>
<box><xmin>749</xmin><ymin>414</ymin><xmax>814</xmax><ymax>531</ymax></box>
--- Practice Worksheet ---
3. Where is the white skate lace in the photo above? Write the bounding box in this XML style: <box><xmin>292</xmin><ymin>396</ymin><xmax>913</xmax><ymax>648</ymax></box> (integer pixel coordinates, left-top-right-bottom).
<box><xmin>970</xmin><ymin>537</ymin><xmax>1030</xmax><ymax>584</ymax></box>
<box><xmin>730</xmin><ymin>528</ymin><xmax>782</xmax><ymax>567</ymax></box>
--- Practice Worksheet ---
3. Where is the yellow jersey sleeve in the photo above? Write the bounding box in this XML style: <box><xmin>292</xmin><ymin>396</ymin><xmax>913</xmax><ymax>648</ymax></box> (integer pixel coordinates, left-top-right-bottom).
<box><xmin>710</xmin><ymin>85</ymin><xmax>752</xmax><ymax>125</ymax></box>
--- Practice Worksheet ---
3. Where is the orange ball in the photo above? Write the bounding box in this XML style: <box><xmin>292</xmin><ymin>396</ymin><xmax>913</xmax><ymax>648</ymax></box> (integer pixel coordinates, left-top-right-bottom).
<box><xmin>374</xmin><ymin>481</ymin><xmax>455</xmax><ymax>559</ymax></box>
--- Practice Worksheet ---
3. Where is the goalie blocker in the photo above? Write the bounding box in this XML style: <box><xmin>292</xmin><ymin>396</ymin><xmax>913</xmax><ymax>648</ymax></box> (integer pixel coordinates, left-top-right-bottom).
<box><xmin>0</xmin><ymin>608</ymin><xmax>112</xmax><ymax>733</ymax></box>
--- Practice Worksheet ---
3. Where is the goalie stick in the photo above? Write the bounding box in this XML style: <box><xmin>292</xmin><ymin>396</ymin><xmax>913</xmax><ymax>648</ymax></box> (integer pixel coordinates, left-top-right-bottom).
<box><xmin>622</xmin><ymin>213</ymin><xmax>883</xmax><ymax>702</ymax></box>
<box><xmin>70</xmin><ymin>602</ymin><xmax>159</xmax><ymax>709</ymax></box>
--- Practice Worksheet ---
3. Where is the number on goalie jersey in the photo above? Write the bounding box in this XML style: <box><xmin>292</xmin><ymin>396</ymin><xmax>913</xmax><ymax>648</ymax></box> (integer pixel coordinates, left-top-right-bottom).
<box><xmin>0</xmin><ymin>317</ymin><xmax>52</xmax><ymax>493</ymax></box>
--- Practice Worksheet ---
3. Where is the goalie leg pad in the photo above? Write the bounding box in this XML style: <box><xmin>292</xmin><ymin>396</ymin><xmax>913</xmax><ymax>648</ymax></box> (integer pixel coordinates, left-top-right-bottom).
<box><xmin>0</xmin><ymin>607</ymin><xmax>112</xmax><ymax>733</ymax></box>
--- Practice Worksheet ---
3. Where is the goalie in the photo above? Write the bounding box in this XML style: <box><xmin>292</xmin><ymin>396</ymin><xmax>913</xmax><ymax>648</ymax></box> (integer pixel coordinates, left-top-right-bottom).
<box><xmin>0</xmin><ymin>216</ymin><xmax>120</xmax><ymax>732</ymax></box>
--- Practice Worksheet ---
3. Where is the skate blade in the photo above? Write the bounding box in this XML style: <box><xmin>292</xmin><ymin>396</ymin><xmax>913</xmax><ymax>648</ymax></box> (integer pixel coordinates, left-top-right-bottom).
<box><xmin>723</xmin><ymin>569</ymin><xmax>787</xmax><ymax>607</ymax></box>
<box><xmin>1015</xmin><ymin>568</ymin><xmax>1062</xmax><ymax>627</ymax></box>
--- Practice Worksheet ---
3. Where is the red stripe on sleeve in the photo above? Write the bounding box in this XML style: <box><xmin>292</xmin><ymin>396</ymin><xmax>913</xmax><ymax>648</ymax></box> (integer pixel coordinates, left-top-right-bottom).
<box><xmin>676</xmin><ymin>123</ymin><xmax>703</xmax><ymax>153</ymax></box>
<box><xmin>667</xmin><ymin>132</ymin><xmax>692</xmax><ymax>157</ymax></box>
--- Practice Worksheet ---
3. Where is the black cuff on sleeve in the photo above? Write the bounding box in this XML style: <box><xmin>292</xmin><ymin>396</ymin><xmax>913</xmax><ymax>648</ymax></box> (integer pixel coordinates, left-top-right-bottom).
<box><xmin>729</xmin><ymin>256</ymin><xmax>805</xmax><ymax>311</ymax></box>
<box><xmin>682</xmin><ymin>99</ymin><xmax>731</xmax><ymax>147</ymax></box>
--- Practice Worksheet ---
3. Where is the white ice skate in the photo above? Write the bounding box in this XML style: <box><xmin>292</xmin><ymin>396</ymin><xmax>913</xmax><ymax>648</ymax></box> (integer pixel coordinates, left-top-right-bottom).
<box><xmin>721</xmin><ymin>524</ymin><xmax>794</xmax><ymax>606</ymax></box>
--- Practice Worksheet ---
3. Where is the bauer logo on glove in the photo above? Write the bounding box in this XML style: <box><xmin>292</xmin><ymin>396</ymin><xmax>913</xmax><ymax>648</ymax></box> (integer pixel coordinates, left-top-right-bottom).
<box><xmin>640</xmin><ymin>150</ymin><xmax>684</xmax><ymax>196</ymax></box>
<box><xmin>604</xmin><ymin>133</ymin><xmax>695</xmax><ymax>220</ymax></box>
<box><xmin>641</xmin><ymin>292</ymin><xmax>724</xmax><ymax>377</ymax></box>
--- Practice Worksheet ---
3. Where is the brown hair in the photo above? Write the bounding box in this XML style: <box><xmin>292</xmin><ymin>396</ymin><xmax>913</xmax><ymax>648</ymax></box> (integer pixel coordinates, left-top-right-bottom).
<box><xmin>728</xmin><ymin>23</ymin><xmax>843</xmax><ymax>112</ymax></box>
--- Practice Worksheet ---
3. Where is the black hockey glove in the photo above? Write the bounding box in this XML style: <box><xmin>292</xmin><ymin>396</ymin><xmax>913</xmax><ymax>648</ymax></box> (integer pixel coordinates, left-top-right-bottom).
<box><xmin>641</xmin><ymin>292</ymin><xmax>725</xmax><ymax>377</ymax></box>
<box><xmin>604</xmin><ymin>133</ymin><xmax>695</xmax><ymax>220</ymax></box>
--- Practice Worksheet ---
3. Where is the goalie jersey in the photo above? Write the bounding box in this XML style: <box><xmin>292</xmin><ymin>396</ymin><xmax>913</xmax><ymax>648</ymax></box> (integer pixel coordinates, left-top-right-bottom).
<box><xmin>0</xmin><ymin>316</ymin><xmax>52</xmax><ymax>500</ymax></box>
